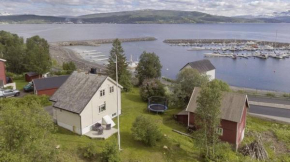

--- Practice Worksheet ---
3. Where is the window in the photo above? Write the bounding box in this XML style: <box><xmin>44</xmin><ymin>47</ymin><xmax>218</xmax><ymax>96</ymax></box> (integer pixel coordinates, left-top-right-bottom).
<box><xmin>216</xmin><ymin>127</ymin><xmax>223</xmax><ymax>136</ymax></box>
<box><xmin>99</xmin><ymin>103</ymin><xmax>106</xmax><ymax>113</ymax></box>
<box><xmin>100</xmin><ymin>89</ymin><xmax>105</xmax><ymax>97</ymax></box>
<box><xmin>110</xmin><ymin>86</ymin><xmax>114</xmax><ymax>93</ymax></box>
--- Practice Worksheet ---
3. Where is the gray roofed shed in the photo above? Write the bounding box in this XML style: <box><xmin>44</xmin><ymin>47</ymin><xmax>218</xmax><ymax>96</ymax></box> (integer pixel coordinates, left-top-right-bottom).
<box><xmin>186</xmin><ymin>87</ymin><xmax>249</xmax><ymax>123</ymax></box>
<box><xmin>50</xmin><ymin>72</ymin><xmax>107</xmax><ymax>114</ymax></box>
<box><xmin>181</xmin><ymin>59</ymin><xmax>215</xmax><ymax>73</ymax></box>
<box><xmin>33</xmin><ymin>75</ymin><xmax>69</xmax><ymax>91</ymax></box>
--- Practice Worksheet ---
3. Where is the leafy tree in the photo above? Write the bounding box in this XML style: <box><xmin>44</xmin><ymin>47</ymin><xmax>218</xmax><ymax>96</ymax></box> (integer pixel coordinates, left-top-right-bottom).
<box><xmin>0</xmin><ymin>31</ymin><xmax>27</xmax><ymax>74</ymax></box>
<box><xmin>209</xmin><ymin>79</ymin><xmax>230</xmax><ymax>92</ymax></box>
<box><xmin>131</xmin><ymin>116</ymin><xmax>162</xmax><ymax>147</ymax></box>
<box><xmin>170</xmin><ymin>68</ymin><xmax>209</xmax><ymax>107</ymax></box>
<box><xmin>139</xmin><ymin>78</ymin><xmax>165</xmax><ymax>101</ymax></box>
<box><xmin>194</xmin><ymin>81</ymin><xmax>224</xmax><ymax>160</ymax></box>
<box><xmin>107</xmin><ymin>39</ymin><xmax>132</xmax><ymax>91</ymax></box>
<box><xmin>0</xmin><ymin>96</ymin><xmax>57</xmax><ymax>162</ymax></box>
<box><xmin>62</xmin><ymin>61</ymin><xmax>76</xmax><ymax>74</ymax></box>
<box><xmin>26</xmin><ymin>35</ymin><xmax>51</xmax><ymax>75</ymax></box>
<box><xmin>102</xmin><ymin>139</ymin><xmax>120</xmax><ymax>162</ymax></box>
<box><xmin>136</xmin><ymin>51</ymin><xmax>162</xmax><ymax>85</ymax></box>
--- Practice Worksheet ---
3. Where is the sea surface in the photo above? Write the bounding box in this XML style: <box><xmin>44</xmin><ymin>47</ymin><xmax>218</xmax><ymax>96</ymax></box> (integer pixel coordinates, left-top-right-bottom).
<box><xmin>1</xmin><ymin>24</ymin><xmax>290</xmax><ymax>92</ymax></box>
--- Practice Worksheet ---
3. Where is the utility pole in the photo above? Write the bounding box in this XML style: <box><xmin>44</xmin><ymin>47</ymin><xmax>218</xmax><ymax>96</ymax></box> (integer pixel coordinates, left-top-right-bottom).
<box><xmin>115</xmin><ymin>54</ymin><xmax>121</xmax><ymax>151</ymax></box>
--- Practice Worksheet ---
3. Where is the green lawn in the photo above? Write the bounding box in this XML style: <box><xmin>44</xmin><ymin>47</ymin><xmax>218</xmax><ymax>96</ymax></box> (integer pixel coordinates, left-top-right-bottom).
<box><xmin>54</xmin><ymin>88</ymin><xmax>290</xmax><ymax>162</ymax></box>
<box><xmin>14</xmin><ymin>79</ymin><xmax>28</xmax><ymax>90</ymax></box>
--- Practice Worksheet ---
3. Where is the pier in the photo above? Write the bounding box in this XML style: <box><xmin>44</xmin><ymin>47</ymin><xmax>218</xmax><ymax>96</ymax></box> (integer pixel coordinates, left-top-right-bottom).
<box><xmin>56</xmin><ymin>37</ymin><xmax>157</xmax><ymax>46</ymax></box>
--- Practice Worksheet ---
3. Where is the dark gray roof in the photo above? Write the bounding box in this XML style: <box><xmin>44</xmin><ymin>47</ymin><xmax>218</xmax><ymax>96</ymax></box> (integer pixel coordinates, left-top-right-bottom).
<box><xmin>50</xmin><ymin>72</ymin><xmax>107</xmax><ymax>114</ymax></box>
<box><xmin>26</xmin><ymin>72</ymin><xmax>39</xmax><ymax>77</ymax></box>
<box><xmin>181</xmin><ymin>59</ymin><xmax>215</xmax><ymax>73</ymax></box>
<box><xmin>33</xmin><ymin>75</ymin><xmax>69</xmax><ymax>91</ymax></box>
<box><xmin>186</xmin><ymin>87</ymin><xmax>249</xmax><ymax>123</ymax></box>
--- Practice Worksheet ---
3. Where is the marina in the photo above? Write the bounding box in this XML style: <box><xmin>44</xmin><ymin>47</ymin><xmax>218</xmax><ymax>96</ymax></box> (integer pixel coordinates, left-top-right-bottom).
<box><xmin>165</xmin><ymin>39</ymin><xmax>290</xmax><ymax>60</ymax></box>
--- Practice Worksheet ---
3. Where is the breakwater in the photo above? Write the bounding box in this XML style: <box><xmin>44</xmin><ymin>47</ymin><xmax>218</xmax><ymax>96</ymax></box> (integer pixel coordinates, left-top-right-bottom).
<box><xmin>55</xmin><ymin>37</ymin><xmax>157</xmax><ymax>46</ymax></box>
<box><xmin>164</xmin><ymin>39</ymin><xmax>290</xmax><ymax>47</ymax></box>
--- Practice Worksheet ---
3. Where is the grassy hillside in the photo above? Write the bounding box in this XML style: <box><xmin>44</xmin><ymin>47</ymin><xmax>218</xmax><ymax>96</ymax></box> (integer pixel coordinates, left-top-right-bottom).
<box><xmin>54</xmin><ymin>87</ymin><xmax>290</xmax><ymax>161</ymax></box>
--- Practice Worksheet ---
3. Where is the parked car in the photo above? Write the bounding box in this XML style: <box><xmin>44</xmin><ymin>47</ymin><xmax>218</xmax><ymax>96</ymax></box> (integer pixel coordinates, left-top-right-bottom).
<box><xmin>0</xmin><ymin>89</ymin><xmax>20</xmax><ymax>98</ymax></box>
<box><xmin>23</xmin><ymin>82</ymin><xmax>34</xmax><ymax>92</ymax></box>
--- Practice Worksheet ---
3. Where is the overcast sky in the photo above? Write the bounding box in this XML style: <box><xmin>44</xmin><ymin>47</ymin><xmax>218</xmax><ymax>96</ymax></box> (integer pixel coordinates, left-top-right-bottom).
<box><xmin>0</xmin><ymin>0</ymin><xmax>289</xmax><ymax>16</ymax></box>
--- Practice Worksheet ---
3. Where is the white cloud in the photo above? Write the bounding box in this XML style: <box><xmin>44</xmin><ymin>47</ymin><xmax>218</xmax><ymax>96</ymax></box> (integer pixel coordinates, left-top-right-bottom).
<box><xmin>0</xmin><ymin>0</ymin><xmax>289</xmax><ymax>16</ymax></box>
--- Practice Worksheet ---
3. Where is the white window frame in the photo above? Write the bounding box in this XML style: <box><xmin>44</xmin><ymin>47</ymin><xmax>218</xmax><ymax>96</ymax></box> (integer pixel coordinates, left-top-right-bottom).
<box><xmin>216</xmin><ymin>127</ymin><xmax>223</xmax><ymax>136</ymax></box>
<box><xmin>99</xmin><ymin>103</ymin><xmax>106</xmax><ymax>113</ymax></box>
<box><xmin>100</xmin><ymin>89</ymin><xmax>105</xmax><ymax>97</ymax></box>
<box><xmin>110</xmin><ymin>86</ymin><xmax>114</xmax><ymax>93</ymax></box>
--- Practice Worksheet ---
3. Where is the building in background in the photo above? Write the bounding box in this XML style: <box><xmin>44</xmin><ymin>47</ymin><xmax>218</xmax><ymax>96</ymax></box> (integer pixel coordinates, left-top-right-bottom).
<box><xmin>33</xmin><ymin>75</ymin><xmax>69</xmax><ymax>96</ymax></box>
<box><xmin>180</xmin><ymin>59</ymin><xmax>216</xmax><ymax>81</ymax></box>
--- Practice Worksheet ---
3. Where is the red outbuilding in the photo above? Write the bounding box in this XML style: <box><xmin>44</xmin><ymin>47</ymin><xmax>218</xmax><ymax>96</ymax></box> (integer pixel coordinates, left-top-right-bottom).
<box><xmin>178</xmin><ymin>87</ymin><xmax>249</xmax><ymax>149</ymax></box>
<box><xmin>0</xmin><ymin>59</ymin><xmax>6</xmax><ymax>85</ymax></box>
<box><xmin>33</xmin><ymin>75</ymin><xmax>69</xmax><ymax>96</ymax></box>
<box><xmin>25</xmin><ymin>72</ymin><xmax>42</xmax><ymax>82</ymax></box>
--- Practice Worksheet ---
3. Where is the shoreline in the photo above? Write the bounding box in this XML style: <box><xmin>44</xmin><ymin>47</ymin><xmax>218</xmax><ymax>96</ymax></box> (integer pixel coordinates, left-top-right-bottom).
<box><xmin>49</xmin><ymin>43</ymin><xmax>106</xmax><ymax>72</ymax></box>
<box><xmin>230</xmin><ymin>86</ymin><xmax>290</xmax><ymax>98</ymax></box>
<box><xmin>53</xmin><ymin>37</ymin><xmax>157</xmax><ymax>46</ymax></box>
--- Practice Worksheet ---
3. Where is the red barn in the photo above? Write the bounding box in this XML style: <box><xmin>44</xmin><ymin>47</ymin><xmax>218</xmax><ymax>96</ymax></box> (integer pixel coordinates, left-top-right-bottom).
<box><xmin>180</xmin><ymin>87</ymin><xmax>249</xmax><ymax>149</ymax></box>
<box><xmin>0</xmin><ymin>59</ymin><xmax>7</xmax><ymax>85</ymax></box>
<box><xmin>33</xmin><ymin>75</ymin><xmax>69</xmax><ymax>96</ymax></box>
<box><xmin>25</xmin><ymin>72</ymin><xmax>42</xmax><ymax>82</ymax></box>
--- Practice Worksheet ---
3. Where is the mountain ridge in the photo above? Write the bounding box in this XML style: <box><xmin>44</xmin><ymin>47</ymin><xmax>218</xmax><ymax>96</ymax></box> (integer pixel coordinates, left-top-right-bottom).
<box><xmin>0</xmin><ymin>9</ymin><xmax>286</xmax><ymax>24</ymax></box>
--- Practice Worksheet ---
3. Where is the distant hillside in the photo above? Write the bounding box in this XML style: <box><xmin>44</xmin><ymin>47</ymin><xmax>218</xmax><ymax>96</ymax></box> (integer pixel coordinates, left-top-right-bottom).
<box><xmin>0</xmin><ymin>15</ymin><xmax>65</xmax><ymax>24</ymax></box>
<box><xmin>78</xmin><ymin>10</ymin><xmax>262</xmax><ymax>24</ymax></box>
<box><xmin>0</xmin><ymin>10</ymin><xmax>279</xmax><ymax>24</ymax></box>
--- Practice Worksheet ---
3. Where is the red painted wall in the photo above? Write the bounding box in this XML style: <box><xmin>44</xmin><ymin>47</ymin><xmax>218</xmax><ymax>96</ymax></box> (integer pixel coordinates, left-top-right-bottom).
<box><xmin>176</xmin><ymin>114</ymin><xmax>188</xmax><ymax>126</ymax></box>
<box><xmin>189</xmin><ymin>112</ymin><xmax>238</xmax><ymax>145</ymax></box>
<box><xmin>0</xmin><ymin>61</ymin><xmax>6</xmax><ymax>84</ymax></box>
<box><xmin>25</xmin><ymin>74</ymin><xmax>41</xmax><ymax>82</ymax></box>
<box><xmin>237</xmin><ymin>105</ymin><xmax>248</xmax><ymax>144</ymax></box>
<box><xmin>37</xmin><ymin>88</ymin><xmax>58</xmax><ymax>96</ymax></box>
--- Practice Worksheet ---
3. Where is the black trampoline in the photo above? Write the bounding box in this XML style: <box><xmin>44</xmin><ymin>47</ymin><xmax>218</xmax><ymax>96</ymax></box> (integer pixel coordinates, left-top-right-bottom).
<box><xmin>147</xmin><ymin>96</ymin><xmax>168</xmax><ymax>113</ymax></box>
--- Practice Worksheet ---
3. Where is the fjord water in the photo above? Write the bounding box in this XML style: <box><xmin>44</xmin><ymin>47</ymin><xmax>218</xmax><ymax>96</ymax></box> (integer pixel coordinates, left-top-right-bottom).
<box><xmin>1</xmin><ymin>24</ymin><xmax>290</xmax><ymax>92</ymax></box>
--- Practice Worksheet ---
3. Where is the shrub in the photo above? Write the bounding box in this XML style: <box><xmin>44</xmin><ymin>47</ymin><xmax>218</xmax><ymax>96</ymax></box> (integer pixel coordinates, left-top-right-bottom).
<box><xmin>266</xmin><ymin>93</ymin><xmax>276</xmax><ymax>98</ymax></box>
<box><xmin>283</xmin><ymin>93</ymin><xmax>290</xmax><ymax>98</ymax></box>
<box><xmin>102</xmin><ymin>139</ymin><xmax>120</xmax><ymax>162</ymax></box>
<box><xmin>139</xmin><ymin>79</ymin><xmax>165</xmax><ymax>101</ymax></box>
<box><xmin>62</xmin><ymin>61</ymin><xmax>76</xmax><ymax>74</ymax></box>
<box><xmin>82</xmin><ymin>142</ymin><xmax>98</xmax><ymax>160</ymax></box>
<box><xmin>131</xmin><ymin>115</ymin><xmax>162</xmax><ymax>147</ymax></box>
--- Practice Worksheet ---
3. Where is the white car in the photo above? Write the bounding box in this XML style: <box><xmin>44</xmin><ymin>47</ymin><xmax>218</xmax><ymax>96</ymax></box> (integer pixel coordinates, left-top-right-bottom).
<box><xmin>0</xmin><ymin>89</ymin><xmax>20</xmax><ymax>98</ymax></box>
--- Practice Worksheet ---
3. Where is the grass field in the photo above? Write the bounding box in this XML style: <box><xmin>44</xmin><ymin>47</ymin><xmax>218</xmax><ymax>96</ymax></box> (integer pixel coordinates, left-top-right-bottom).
<box><xmin>54</xmin><ymin>88</ymin><xmax>290</xmax><ymax>162</ymax></box>
<box><xmin>14</xmin><ymin>79</ymin><xmax>28</xmax><ymax>90</ymax></box>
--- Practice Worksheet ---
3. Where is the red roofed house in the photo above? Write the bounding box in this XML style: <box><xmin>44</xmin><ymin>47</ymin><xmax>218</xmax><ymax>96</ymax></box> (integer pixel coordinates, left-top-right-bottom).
<box><xmin>179</xmin><ymin>87</ymin><xmax>249</xmax><ymax>149</ymax></box>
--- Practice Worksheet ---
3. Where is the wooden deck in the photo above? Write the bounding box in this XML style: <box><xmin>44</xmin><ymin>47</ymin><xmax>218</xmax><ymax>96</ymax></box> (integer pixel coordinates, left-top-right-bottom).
<box><xmin>85</xmin><ymin>128</ymin><xmax>118</xmax><ymax>139</ymax></box>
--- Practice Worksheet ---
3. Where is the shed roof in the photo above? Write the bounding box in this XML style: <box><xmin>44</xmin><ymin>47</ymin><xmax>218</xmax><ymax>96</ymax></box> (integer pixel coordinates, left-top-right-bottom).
<box><xmin>50</xmin><ymin>71</ymin><xmax>108</xmax><ymax>114</ymax></box>
<box><xmin>26</xmin><ymin>72</ymin><xmax>40</xmax><ymax>77</ymax></box>
<box><xmin>186</xmin><ymin>87</ymin><xmax>248</xmax><ymax>123</ymax></box>
<box><xmin>181</xmin><ymin>59</ymin><xmax>215</xmax><ymax>73</ymax></box>
<box><xmin>0</xmin><ymin>58</ymin><xmax>6</xmax><ymax>62</ymax></box>
<box><xmin>33</xmin><ymin>75</ymin><xmax>69</xmax><ymax>91</ymax></box>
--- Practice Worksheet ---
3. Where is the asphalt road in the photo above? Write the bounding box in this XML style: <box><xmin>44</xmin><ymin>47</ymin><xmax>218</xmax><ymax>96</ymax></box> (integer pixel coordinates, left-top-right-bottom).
<box><xmin>249</xmin><ymin>105</ymin><xmax>290</xmax><ymax>118</ymax></box>
<box><xmin>248</xmin><ymin>95</ymin><xmax>290</xmax><ymax>120</ymax></box>
<box><xmin>248</xmin><ymin>95</ymin><xmax>290</xmax><ymax>105</ymax></box>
